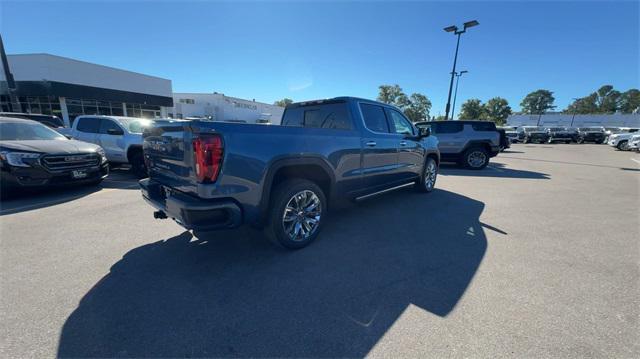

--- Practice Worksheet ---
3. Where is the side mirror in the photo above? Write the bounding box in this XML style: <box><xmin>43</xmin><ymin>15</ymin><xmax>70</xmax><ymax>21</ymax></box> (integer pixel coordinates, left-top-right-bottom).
<box><xmin>107</xmin><ymin>128</ymin><xmax>124</xmax><ymax>136</ymax></box>
<box><xmin>418</xmin><ymin>126</ymin><xmax>431</xmax><ymax>138</ymax></box>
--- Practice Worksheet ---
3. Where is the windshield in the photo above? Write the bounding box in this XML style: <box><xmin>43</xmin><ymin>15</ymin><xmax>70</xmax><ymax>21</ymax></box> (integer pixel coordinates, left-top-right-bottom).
<box><xmin>579</xmin><ymin>127</ymin><xmax>603</xmax><ymax>132</ymax></box>
<box><xmin>524</xmin><ymin>127</ymin><xmax>545</xmax><ymax>132</ymax></box>
<box><xmin>0</xmin><ymin>121</ymin><xmax>67</xmax><ymax>141</ymax></box>
<box><xmin>546</xmin><ymin>127</ymin><xmax>565</xmax><ymax>131</ymax></box>
<box><xmin>116</xmin><ymin>118</ymin><xmax>154</xmax><ymax>134</ymax></box>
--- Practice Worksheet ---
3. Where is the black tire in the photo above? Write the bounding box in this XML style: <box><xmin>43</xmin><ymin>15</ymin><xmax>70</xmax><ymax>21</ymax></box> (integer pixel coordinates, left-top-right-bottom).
<box><xmin>415</xmin><ymin>157</ymin><xmax>438</xmax><ymax>193</ymax></box>
<box><xmin>595</xmin><ymin>140</ymin><xmax>603</xmax><ymax>144</ymax></box>
<box><xmin>577</xmin><ymin>137</ymin><xmax>584</xmax><ymax>144</ymax></box>
<box><xmin>463</xmin><ymin>147</ymin><xmax>489</xmax><ymax>170</ymax></box>
<box><xmin>130</xmin><ymin>151</ymin><xmax>148</xmax><ymax>178</ymax></box>
<box><xmin>565</xmin><ymin>141</ymin><xmax>571</xmax><ymax>144</ymax></box>
<box><xmin>264</xmin><ymin>179</ymin><xmax>327</xmax><ymax>249</ymax></box>
<box><xmin>617</xmin><ymin>140</ymin><xmax>628</xmax><ymax>151</ymax></box>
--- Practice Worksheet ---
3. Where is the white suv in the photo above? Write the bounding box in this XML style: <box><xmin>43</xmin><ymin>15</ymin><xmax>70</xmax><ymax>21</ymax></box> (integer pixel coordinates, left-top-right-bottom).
<box><xmin>607</xmin><ymin>129</ymin><xmax>640</xmax><ymax>151</ymax></box>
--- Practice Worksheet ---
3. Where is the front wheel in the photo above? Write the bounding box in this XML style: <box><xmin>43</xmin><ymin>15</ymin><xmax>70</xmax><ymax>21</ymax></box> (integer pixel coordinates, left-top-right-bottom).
<box><xmin>617</xmin><ymin>140</ymin><xmax>629</xmax><ymax>151</ymax></box>
<box><xmin>463</xmin><ymin>147</ymin><xmax>489</xmax><ymax>170</ymax></box>
<box><xmin>577</xmin><ymin>137</ymin><xmax>584</xmax><ymax>144</ymax></box>
<box><xmin>264</xmin><ymin>179</ymin><xmax>326</xmax><ymax>249</ymax></box>
<box><xmin>415</xmin><ymin>157</ymin><xmax>438</xmax><ymax>193</ymax></box>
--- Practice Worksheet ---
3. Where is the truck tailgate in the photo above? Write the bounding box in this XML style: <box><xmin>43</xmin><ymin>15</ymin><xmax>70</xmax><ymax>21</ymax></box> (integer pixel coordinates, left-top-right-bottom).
<box><xmin>143</xmin><ymin>121</ymin><xmax>199</xmax><ymax>193</ymax></box>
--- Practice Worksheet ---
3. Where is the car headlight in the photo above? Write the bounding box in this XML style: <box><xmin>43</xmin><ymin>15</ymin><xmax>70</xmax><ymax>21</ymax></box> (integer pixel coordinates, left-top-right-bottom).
<box><xmin>96</xmin><ymin>148</ymin><xmax>108</xmax><ymax>164</ymax></box>
<box><xmin>0</xmin><ymin>151</ymin><xmax>42</xmax><ymax>167</ymax></box>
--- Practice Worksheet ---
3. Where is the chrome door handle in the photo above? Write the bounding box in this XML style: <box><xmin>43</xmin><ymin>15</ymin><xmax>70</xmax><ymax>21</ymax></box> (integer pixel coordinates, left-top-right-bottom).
<box><xmin>365</xmin><ymin>141</ymin><xmax>377</xmax><ymax>147</ymax></box>
<box><xmin>399</xmin><ymin>141</ymin><xmax>407</xmax><ymax>146</ymax></box>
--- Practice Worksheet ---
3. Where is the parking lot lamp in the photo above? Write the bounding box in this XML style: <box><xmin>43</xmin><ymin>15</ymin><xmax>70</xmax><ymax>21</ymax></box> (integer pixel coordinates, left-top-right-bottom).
<box><xmin>570</xmin><ymin>97</ymin><xmax>579</xmax><ymax>127</ymax></box>
<box><xmin>443</xmin><ymin>20</ymin><xmax>479</xmax><ymax>121</ymax></box>
<box><xmin>450</xmin><ymin>70</ymin><xmax>468</xmax><ymax>120</ymax></box>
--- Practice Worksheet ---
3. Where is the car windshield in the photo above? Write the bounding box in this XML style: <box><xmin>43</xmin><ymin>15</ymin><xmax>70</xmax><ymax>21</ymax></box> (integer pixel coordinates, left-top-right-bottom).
<box><xmin>0</xmin><ymin>121</ymin><xmax>67</xmax><ymax>141</ymax></box>
<box><xmin>547</xmin><ymin>127</ymin><xmax>565</xmax><ymax>131</ymax></box>
<box><xmin>524</xmin><ymin>127</ymin><xmax>545</xmax><ymax>132</ymax></box>
<box><xmin>580</xmin><ymin>127</ymin><xmax>603</xmax><ymax>132</ymax></box>
<box><xmin>116</xmin><ymin>118</ymin><xmax>154</xmax><ymax>134</ymax></box>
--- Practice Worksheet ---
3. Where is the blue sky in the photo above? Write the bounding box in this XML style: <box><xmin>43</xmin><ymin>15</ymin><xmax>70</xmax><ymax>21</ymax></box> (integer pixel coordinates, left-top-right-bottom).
<box><xmin>1</xmin><ymin>1</ymin><xmax>638</xmax><ymax>116</ymax></box>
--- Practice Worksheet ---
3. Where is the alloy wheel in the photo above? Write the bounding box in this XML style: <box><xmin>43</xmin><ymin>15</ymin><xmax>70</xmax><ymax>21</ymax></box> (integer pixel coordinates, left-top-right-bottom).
<box><xmin>468</xmin><ymin>151</ymin><xmax>487</xmax><ymax>168</ymax></box>
<box><xmin>282</xmin><ymin>190</ymin><xmax>322</xmax><ymax>241</ymax></box>
<box><xmin>424</xmin><ymin>160</ymin><xmax>437</xmax><ymax>190</ymax></box>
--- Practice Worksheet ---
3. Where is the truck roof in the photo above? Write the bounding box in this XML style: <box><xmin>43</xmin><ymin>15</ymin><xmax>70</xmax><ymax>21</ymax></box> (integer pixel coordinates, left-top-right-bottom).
<box><xmin>287</xmin><ymin>96</ymin><xmax>392</xmax><ymax>109</ymax></box>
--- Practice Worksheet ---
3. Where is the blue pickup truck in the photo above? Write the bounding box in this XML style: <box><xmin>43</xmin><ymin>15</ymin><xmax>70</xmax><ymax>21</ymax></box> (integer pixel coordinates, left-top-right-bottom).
<box><xmin>140</xmin><ymin>97</ymin><xmax>440</xmax><ymax>248</ymax></box>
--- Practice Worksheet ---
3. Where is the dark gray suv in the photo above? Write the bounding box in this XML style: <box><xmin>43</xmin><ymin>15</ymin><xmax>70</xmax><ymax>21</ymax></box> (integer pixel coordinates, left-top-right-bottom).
<box><xmin>416</xmin><ymin>121</ymin><xmax>500</xmax><ymax>169</ymax></box>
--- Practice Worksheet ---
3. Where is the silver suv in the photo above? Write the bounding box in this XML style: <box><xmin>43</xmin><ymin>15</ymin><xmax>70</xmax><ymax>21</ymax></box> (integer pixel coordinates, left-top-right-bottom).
<box><xmin>70</xmin><ymin>116</ymin><xmax>152</xmax><ymax>177</ymax></box>
<box><xmin>416</xmin><ymin>121</ymin><xmax>500</xmax><ymax>169</ymax></box>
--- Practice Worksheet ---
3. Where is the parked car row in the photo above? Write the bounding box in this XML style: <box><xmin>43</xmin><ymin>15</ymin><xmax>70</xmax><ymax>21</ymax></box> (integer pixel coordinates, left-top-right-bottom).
<box><xmin>503</xmin><ymin>126</ymin><xmax>639</xmax><ymax>146</ymax></box>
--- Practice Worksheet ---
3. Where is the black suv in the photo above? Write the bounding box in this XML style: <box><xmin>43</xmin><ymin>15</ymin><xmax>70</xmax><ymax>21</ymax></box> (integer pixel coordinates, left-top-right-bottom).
<box><xmin>546</xmin><ymin>127</ymin><xmax>577</xmax><ymax>143</ymax></box>
<box><xmin>0</xmin><ymin>117</ymin><xmax>109</xmax><ymax>194</ymax></box>
<box><xmin>517</xmin><ymin>126</ymin><xmax>550</xmax><ymax>143</ymax></box>
<box><xmin>575</xmin><ymin>127</ymin><xmax>605</xmax><ymax>144</ymax></box>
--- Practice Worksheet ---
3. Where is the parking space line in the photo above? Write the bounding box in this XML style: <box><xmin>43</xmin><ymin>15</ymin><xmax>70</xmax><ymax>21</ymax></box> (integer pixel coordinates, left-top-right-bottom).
<box><xmin>631</xmin><ymin>158</ymin><xmax>640</xmax><ymax>165</ymax></box>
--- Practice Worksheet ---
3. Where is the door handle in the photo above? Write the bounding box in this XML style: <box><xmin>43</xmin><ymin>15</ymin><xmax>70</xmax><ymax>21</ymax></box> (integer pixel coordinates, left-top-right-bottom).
<box><xmin>365</xmin><ymin>141</ymin><xmax>377</xmax><ymax>147</ymax></box>
<box><xmin>399</xmin><ymin>141</ymin><xmax>407</xmax><ymax>146</ymax></box>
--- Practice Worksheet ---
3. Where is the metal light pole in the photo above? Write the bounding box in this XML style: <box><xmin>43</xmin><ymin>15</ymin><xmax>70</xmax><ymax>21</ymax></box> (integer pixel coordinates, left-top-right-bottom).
<box><xmin>443</xmin><ymin>20</ymin><xmax>479</xmax><ymax>121</ymax></box>
<box><xmin>450</xmin><ymin>70</ymin><xmax>468</xmax><ymax>120</ymax></box>
<box><xmin>570</xmin><ymin>97</ymin><xmax>579</xmax><ymax>127</ymax></box>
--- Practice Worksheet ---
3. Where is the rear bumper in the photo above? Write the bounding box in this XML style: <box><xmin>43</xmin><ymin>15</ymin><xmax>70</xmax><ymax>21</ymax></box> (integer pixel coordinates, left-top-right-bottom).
<box><xmin>139</xmin><ymin>178</ymin><xmax>242</xmax><ymax>231</ymax></box>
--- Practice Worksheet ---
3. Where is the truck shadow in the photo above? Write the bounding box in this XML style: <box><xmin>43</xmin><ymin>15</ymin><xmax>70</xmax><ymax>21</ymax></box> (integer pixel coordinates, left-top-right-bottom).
<box><xmin>439</xmin><ymin>162</ymin><xmax>550</xmax><ymax>179</ymax></box>
<box><xmin>57</xmin><ymin>188</ymin><xmax>488</xmax><ymax>358</ymax></box>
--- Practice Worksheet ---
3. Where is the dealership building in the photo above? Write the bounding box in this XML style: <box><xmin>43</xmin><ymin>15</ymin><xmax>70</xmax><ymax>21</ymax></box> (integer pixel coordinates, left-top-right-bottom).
<box><xmin>172</xmin><ymin>92</ymin><xmax>285</xmax><ymax>124</ymax></box>
<box><xmin>1</xmin><ymin>53</ymin><xmax>174</xmax><ymax>126</ymax></box>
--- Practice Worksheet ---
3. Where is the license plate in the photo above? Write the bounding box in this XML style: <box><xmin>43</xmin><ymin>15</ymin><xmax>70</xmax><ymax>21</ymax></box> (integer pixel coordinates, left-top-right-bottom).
<box><xmin>71</xmin><ymin>170</ymin><xmax>88</xmax><ymax>179</ymax></box>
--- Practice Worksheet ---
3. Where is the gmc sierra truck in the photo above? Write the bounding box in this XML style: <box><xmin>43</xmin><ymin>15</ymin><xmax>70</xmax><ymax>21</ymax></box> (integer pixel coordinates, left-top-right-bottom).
<box><xmin>140</xmin><ymin>97</ymin><xmax>440</xmax><ymax>249</ymax></box>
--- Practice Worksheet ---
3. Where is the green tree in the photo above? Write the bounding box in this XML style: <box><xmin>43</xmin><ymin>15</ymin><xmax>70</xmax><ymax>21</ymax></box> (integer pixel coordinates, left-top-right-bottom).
<box><xmin>377</xmin><ymin>84</ymin><xmax>410</xmax><ymax>109</ymax></box>
<box><xmin>431</xmin><ymin>115</ymin><xmax>446</xmax><ymax>121</ymax></box>
<box><xmin>274</xmin><ymin>98</ymin><xmax>293</xmax><ymax>107</ymax></box>
<box><xmin>595</xmin><ymin>85</ymin><xmax>621</xmax><ymax>114</ymax></box>
<box><xmin>483</xmin><ymin>97</ymin><xmax>512</xmax><ymax>125</ymax></box>
<box><xmin>565</xmin><ymin>93</ymin><xmax>598</xmax><ymax>114</ymax></box>
<box><xmin>458</xmin><ymin>99</ymin><xmax>485</xmax><ymax>120</ymax></box>
<box><xmin>619</xmin><ymin>89</ymin><xmax>640</xmax><ymax>113</ymax></box>
<box><xmin>403</xmin><ymin>93</ymin><xmax>432</xmax><ymax>122</ymax></box>
<box><xmin>520</xmin><ymin>89</ymin><xmax>556</xmax><ymax>114</ymax></box>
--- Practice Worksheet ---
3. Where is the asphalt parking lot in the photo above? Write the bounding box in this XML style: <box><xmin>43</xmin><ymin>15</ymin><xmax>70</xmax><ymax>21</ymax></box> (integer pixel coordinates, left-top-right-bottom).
<box><xmin>1</xmin><ymin>144</ymin><xmax>638</xmax><ymax>358</ymax></box>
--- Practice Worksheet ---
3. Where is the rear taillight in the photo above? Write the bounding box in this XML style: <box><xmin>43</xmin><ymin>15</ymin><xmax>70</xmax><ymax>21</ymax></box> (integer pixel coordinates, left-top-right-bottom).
<box><xmin>193</xmin><ymin>135</ymin><xmax>223</xmax><ymax>183</ymax></box>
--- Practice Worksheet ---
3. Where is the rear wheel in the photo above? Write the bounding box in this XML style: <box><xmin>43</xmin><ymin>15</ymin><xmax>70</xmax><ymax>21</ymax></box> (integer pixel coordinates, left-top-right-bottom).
<box><xmin>130</xmin><ymin>151</ymin><xmax>148</xmax><ymax>178</ymax></box>
<box><xmin>463</xmin><ymin>147</ymin><xmax>489</xmax><ymax>170</ymax></box>
<box><xmin>415</xmin><ymin>157</ymin><xmax>438</xmax><ymax>193</ymax></box>
<box><xmin>264</xmin><ymin>179</ymin><xmax>326</xmax><ymax>249</ymax></box>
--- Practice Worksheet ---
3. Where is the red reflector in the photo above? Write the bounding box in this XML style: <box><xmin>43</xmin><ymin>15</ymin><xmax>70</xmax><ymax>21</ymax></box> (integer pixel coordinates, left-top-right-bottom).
<box><xmin>193</xmin><ymin>135</ymin><xmax>223</xmax><ymax>183</ymax></box>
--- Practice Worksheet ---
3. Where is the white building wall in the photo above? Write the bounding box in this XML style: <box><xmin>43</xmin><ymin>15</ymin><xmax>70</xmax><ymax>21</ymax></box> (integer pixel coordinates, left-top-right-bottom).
<box><xmin>507</xmin><ymin>114</ymin><xmax>640</xmax><ymax>128</ymax></box>
<box><xmin>172</xmin><ymin>93</ymin><xmax>285</xmax><ymax>124</ymax></box>
<box><xmin>7</xmin><ymin>54</ymin><xmax>172</xmax><ymax>97</ymax></box>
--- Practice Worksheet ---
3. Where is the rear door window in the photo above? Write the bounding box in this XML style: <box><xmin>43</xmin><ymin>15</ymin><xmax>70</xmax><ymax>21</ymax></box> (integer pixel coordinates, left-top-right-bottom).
<box><xmin>76</xmin><ymin>117</ymin><xmax>101</xmax><ymax>133</ymax></box>
<box><xmin>360</xmin><ymin>103</ymin><xmax>390</xmax><ymax>133</ymax></box>
<box><xmin>471</xmin><ymin>122</ymin><xmax>497</xmax><ymax>131</ymax></box>
<box><xmin>432</xmin><ymin>122</ymin><xmax>463</xmax><ymax>134</ymax></box>
<box><xmin>281</xmin><ymin>102</ymin><xmax>352</xmax><ymax>130</ymax></box>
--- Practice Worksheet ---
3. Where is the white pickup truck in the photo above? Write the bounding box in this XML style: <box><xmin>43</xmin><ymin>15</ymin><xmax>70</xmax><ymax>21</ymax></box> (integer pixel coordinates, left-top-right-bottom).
<box><xmin>68</xmin><ymin>115</ymin><xmax>152</xmax><ymax>177</ymax></box>
<box><xmin>607</xmin><ymin>129</ymin><xmax>640</xmax><ymax>151</ymax></box>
